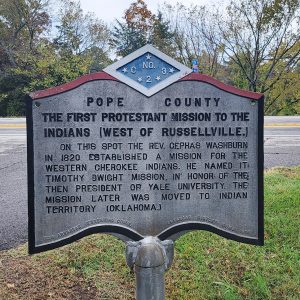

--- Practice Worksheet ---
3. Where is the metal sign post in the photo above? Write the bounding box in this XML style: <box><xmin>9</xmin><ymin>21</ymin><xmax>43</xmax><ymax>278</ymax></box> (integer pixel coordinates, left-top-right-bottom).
<box><xmin>126</xmin><ymin>237</ymin><xmax>174</xmax><ymax>300</ymax></box>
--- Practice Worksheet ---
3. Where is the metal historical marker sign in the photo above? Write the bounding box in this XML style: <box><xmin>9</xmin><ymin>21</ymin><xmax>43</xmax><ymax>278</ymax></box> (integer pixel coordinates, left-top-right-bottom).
<box><xmin>27</xmin><ymin>45</ymin><xmax>264</xmax><ymax>256</ymax></box>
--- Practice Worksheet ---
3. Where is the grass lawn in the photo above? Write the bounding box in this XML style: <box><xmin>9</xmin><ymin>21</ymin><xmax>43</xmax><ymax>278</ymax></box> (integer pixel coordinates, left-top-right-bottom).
<box><xmin>0</xmin><ymin>167</ymin><xmax>299</xmax><ymax>299</ymax></box>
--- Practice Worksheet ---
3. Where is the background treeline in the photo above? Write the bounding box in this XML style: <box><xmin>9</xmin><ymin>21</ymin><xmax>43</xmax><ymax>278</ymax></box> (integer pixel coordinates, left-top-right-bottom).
<box><xmin>0</xmin><ymin>0</ymin><xmax>299</xmax><ymax>116</ymax></box>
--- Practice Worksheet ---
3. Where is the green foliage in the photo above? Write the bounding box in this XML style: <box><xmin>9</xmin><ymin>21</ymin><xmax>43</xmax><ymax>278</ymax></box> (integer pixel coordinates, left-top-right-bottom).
<box><xmin>150</xmin><ymin>11</ymin><xmax>176</xmax><ymax>57</ymax></box>
<box><xmin>227</xmin><ymin>57</ymin><xmax>249</xmax><ymax>90</ymax></box>
<box><xmin>0</xmin><ymin>0</ymin><xmax>51</xmax><ymax>116</ymax></box>
<box><xmin>111</xmin><ymin>20</ymin><xmax>147</xmax><ymax>57</ymax></box>
<box><xmin>265</xmin><ymin>71</ymin><xmax>300</xmax><ymax>115</ymax></box>
<box><xmin>0</xmin><ymin>43</ymin><xmax>94</xmax><ymax>116</ymax></box>
<box><xmin>0</xmin><ymin>0</ymin><xmax>111</xmax><ymax>116</ymax></box>
<box><xmin>263</xmin><ymin>44</ymin><xmax>300</xmax><ymax>115</ymax></box>
<box><xmin>110</xmin><ymin>0</ymin><xmax>153</xmax><ymax>57</ymax></box>
<box><xmin>223</xmin><ymin>0</ymin><xmax>300</xmax><ymax>114</ymax></box>
<box><xmin>0</xmin><ymin>72</ymin><xmax>31</xmax><ymax>116</ymax></box>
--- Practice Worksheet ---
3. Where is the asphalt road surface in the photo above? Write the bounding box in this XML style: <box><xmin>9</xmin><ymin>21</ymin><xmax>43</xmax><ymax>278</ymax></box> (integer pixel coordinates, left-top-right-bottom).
<box><xmin>0</xmin><ymin>126</ymin><xmax>27</xmax><ymax>250</ymax></box>
<box><xmin>0</xmin><ymin>117</ymin><xmax>299</xmax><ymax>250</ymax></box>
<box><xmin>264</xmin><ymin>117</ymin><xmax>300</xmax><ymax>168</ymax></box>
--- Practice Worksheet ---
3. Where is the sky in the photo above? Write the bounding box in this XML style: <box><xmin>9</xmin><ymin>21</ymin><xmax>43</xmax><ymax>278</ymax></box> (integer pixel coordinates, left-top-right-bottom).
<box><xmin>78</xmin><ymin>0</ymin><xmax>225</xmax><ymax>24</ymax></box>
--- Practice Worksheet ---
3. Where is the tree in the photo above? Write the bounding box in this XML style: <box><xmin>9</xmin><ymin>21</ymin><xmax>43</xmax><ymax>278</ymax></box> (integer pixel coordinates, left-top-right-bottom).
<box><xmin>0</xmin><ymin>0</ymin><xmax>50</xmax><ymax>116</ymax></box>
<box><xmin>0</xmin><ymin>0</ymin><xmax>111</xmax><ymax>116</ymax></box>
<box><xmin>111</xmin><ymin>0</ymin><xmax>175</xmax><ymax>57</ymax></box>
<box><xmin>0</xmin><ymin>0</ymin><xmax>50</xmax><ymax>70</ymax></box>
<box><xmin>267</xmin><ymin>73</ymin><xmax>300</xmax><ymax>115</ymax></box>
<box><xmin>163</xmin><ymin>0</ymin><xmax>300</xmax><ymax>114</ymax></box>
<box><xmin>111</xmin><ymin>0</ymin><xmax>154</xmax><ymax>57</ymax></box>
<box><xmin>263</xmin><ymin>51</ymin><xmax>300</xmax><ymax>115</ymax></box>
<box><xmin>162</xmin><ymin>3</ymin><xmax>226</xmax><ymax>76</ymax></box>
<box><xmin>53</xmin><ymin>0</ymin><xmax>112</xmax><ymax>75</ymax></box>
<box><xmin>150</xmin><ymin>11</ymin><xmax>176</xmax><ymax>57</ymax></box>
<box><xmin>208</xmin><ymin>0</ymin><xmax>300</xmax><ymax>114</ymax></box>
<box><xmin>54</xmin><ymin>0</ymin><xmax>111</xmax><ymax>57</ymax></box>
<box><xmin>111</xmin><ymin>19</ymin><xmax>147</xmax><ymax>57</ymax></box>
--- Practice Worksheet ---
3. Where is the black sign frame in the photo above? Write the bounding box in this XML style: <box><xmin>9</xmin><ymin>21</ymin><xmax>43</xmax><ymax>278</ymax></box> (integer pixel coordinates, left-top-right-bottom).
<box><xmin>26</xmin><ymin>73</ymin><xmax>264</xmax><ymax>254</ymax></box>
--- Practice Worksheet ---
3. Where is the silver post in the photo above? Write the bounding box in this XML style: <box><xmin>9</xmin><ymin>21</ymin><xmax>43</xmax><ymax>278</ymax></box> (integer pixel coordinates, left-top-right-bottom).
<box><xmin>126</xmin><ymin>237</ymin><xmax>174</xmax><ymax>300</ymax></box>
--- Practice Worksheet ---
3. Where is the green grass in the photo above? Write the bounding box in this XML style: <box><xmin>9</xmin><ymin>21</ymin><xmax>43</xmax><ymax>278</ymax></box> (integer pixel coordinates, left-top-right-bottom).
<box><xmin>0</xmin><ymin>167</ymin><xmax>299</xmax><ymax>299</ymax></box>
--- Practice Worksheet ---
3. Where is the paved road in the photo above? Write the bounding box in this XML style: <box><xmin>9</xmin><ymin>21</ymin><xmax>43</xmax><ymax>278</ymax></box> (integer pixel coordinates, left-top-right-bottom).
<box><xmin>264</xmin><ymin>115</ymin><xmax>300</xmax><ymax>124</ymax></box>
<box><xmin>0</xmin><ymin>117</ymin><xmax>299</xmax><ymax>250</ymax></box>
<box><xmin>0</xmin><ymin>128</ymin><xmax>27</xmax><ymax>250</ymax></box>
<box><xmin>264</xmin><ymin>116</ymin><xmax>300</xmax><ymax>168</ymax></box>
